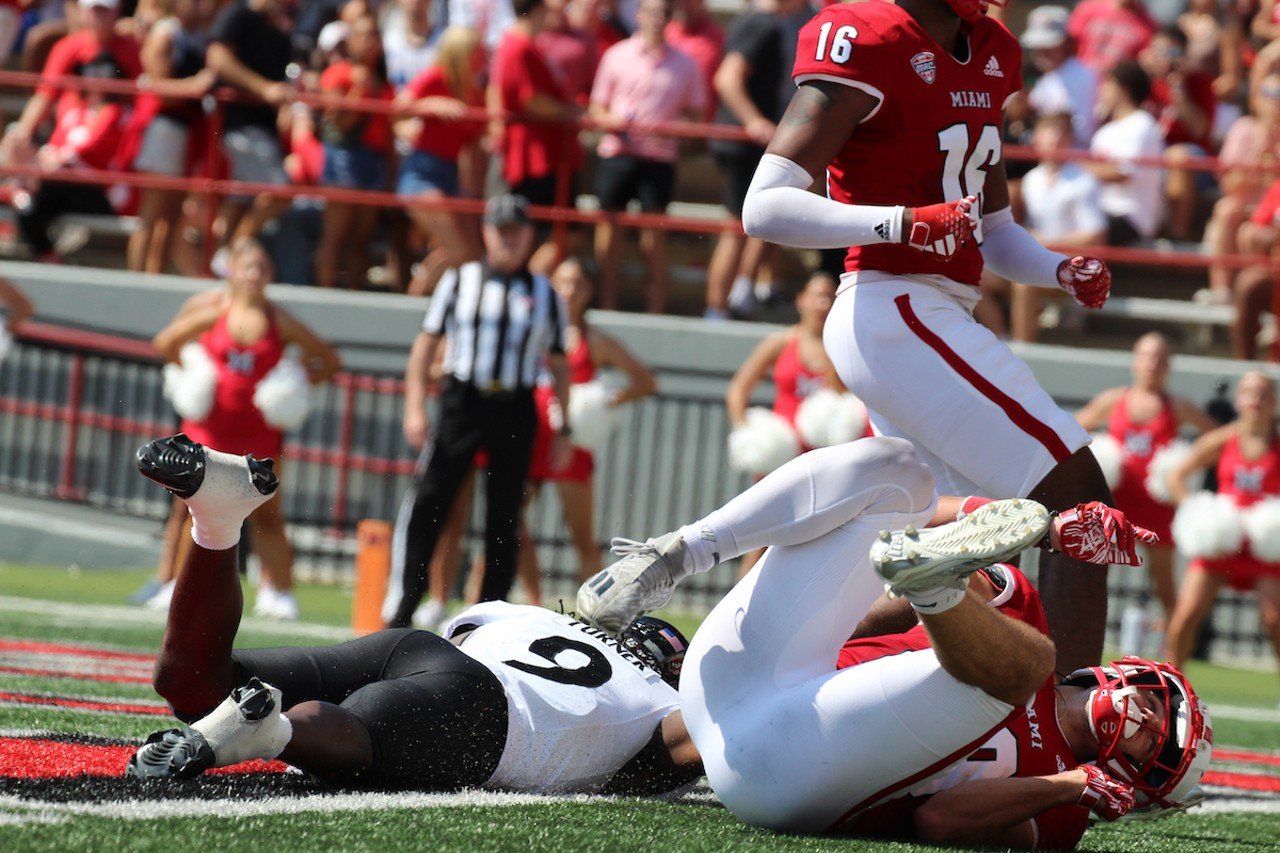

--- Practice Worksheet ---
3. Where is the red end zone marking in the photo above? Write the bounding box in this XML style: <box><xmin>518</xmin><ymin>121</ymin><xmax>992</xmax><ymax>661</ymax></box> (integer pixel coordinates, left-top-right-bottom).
<box><xmin>0</xmin><ymin>639</ymin><xmax>155</xmax><ymax>663</ymax></box>
<box><xmin>0</xmin><ymin>664</ymin><xmax>152</xmax><ymax>685</ymax></box>
<box><xmin>1214</xmin><ymin>748</ymin><xmax>1280</xmax><ymax>769</ymax></box>
<box><xmin>1203</xmin><ymin>770</ymin><xmax>1280</xmax><ymax>792</ymax></box>
<box><xmin>0</xmin><ymin>691</ymin><xmax>169</xmax><ymax>716</ymax></box>
<box><xmin>0</xmin><ymin>737</ymin><xmax>287</xmax><ymax>779</ymax></box>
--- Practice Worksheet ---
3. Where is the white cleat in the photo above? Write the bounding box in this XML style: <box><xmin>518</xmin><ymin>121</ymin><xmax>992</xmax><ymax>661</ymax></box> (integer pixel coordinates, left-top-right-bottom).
<box><xmin>576</xmin><ymin>532</ymin><xmax>687</xmax><ymax>633</ymax></box>
<box><xmin>871</xmin><ymin>499</ymin><xmax>1050</xmax><ymax>595</ymax></box>
<box><xmin>193</xmin><ymin>677</ymin><xmax>292</xmax><ymax>768</ymax></box>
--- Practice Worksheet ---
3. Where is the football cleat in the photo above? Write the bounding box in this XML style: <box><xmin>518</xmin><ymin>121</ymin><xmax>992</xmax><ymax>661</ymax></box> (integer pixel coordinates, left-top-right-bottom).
<box><xmin>577</xmin><ymin>532</ymin><xmax>687</xmax><ymax>633</ymax></box>
<box><xmin>127</xmin><ymin>727</ymin><xmax>216</xmax><ymax>779</ymax></box>
<box><xmin>136</xmin><ymin>432</ymin><xmax>277</xmax><ymax>513</ymax></box>
<box><xmin>871</xmin><ymin>499</ymin><xmax>1050</xmax><ymax>595</ymax></box>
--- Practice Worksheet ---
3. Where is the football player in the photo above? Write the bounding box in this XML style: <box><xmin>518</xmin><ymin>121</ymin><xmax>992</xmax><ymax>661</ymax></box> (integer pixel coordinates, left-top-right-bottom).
<box><xmin>126</xmin><ymin>434</ymin><xmax>701</xmax><ymax>796</ymax></box>
<box><xmin>656</xmin><ymin>0</ymin><xmax>1118</xmax><ymax>672</ymax></box>
<box><xmin>585</xmin><ymin>438</ymin><xmax>1210</xmax><ymax>843</ymax></box>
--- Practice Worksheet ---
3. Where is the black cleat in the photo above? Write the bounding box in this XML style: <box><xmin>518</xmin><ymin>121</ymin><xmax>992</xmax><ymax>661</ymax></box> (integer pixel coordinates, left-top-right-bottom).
<box><xmin>232</xmin><ymin>677</ymin><xmax>277</xmax><ymax>722</ymax></box>
<box><xmin>126</xmin><ymin>727</ymin><xmax>216</xmax><ymax>780</ymax></box>
<box><xmin>136</xmin><ymin>433</ymin><xmax>277</xmax><ymax>500</ymax></box>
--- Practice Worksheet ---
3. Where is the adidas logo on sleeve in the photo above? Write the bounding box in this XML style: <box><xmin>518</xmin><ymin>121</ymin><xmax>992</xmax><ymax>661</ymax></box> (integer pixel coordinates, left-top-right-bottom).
<box><xmin>983</xmin><ymin>56</ymin><xmax>1003</xmax><ymax>78</ymax></box>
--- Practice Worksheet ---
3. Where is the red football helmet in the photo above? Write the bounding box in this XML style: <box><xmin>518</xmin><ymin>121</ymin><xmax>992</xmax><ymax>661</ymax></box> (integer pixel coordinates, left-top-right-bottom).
<box><xmin>943</xmin><ymin>0</ymin><xmax>1005</xmax><ymax>23</ymax></box>
<box><xmin>1063</xmin><ymin>657</ymin><xmax>1213</xmax><ymax>809</ymax></box>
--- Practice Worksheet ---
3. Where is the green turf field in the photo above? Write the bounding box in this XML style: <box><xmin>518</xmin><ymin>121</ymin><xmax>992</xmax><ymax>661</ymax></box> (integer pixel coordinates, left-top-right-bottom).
<box><xmin>1</xmin><ymin>563</ymin><xmax>1277</xmax><ymax>852</ymax></box>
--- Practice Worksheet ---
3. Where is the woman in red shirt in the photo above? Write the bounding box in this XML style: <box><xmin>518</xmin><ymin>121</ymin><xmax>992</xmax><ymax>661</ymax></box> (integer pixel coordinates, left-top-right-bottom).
<box><xmin>315</xmin><ymin>14</ymin><xmax>394</xmax><ymax>289</ymax></box>
<box><xmin>395</xmin><ymin>26</ymin><xmax>487</xmax><ymax>291</ymax></box>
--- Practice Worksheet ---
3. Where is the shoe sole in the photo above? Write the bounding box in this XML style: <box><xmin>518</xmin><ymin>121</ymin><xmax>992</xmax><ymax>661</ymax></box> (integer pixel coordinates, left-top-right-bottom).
<box><xmin>136</xmin><ymin>433</ymin><xmax>278</xmax><ymax>499</ymax></box>
<box><xmin>126</xmin><ymin>727</ymin><xmax>215</xmax><ymax>780</ymax></box>
<box><xmin>871</xmin><ymin>499</ymin><xmax>1050</xmax><ymax>593</ymax></box>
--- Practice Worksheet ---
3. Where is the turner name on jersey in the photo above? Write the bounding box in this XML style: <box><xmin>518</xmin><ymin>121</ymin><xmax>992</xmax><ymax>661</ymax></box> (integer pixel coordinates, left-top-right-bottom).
<box><xmin>792</xmin><ymin>2</ymin><xmax>1023</xmax><ymax>286</ymax></box>
<box><xmin>442</xmin><ymin>602</ymin><xmax>679</xmax><ymax>793</ymax></box>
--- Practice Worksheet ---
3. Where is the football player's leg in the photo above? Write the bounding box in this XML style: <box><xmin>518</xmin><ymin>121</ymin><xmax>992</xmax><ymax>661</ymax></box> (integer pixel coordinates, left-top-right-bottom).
<box><xmin>700</xmin><ymin>647</ymin><xmax>1020</xmax><ymax>833</ymax></box>
<box><xmin>681</xmin><ymin>446</ymin><xmax>936</xmax><ymax>777</ymax></box>
<box><xmin>579</xmin><ymin>437</ymin><xmax>937</xmax><ymax>631</ymax></box>
<box><xmin>136</xmin><ymin>435</ymin><xmax>277</xmax><ymax>717</ymax></box>
<box><xmin>1026</xmin><ymin>448</ymin><xmax>1115</xmax><ymax>671</ymax></box>
<box><xmin>826</xmin><ymin>279</ymin><xmax>1106</xmax><ymax>670</ymax></box>
<box><xmin>324</xmin><ymin>633</ymin><xmax>508</xmax><ymax>789</ymax></box>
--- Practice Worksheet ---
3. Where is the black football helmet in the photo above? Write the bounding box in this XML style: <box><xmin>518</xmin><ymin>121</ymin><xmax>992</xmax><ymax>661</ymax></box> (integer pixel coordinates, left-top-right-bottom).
<box><xmin>619</xmin><ymin>616</ymin><xmax>688</xmax><ymax>689</ymax></box>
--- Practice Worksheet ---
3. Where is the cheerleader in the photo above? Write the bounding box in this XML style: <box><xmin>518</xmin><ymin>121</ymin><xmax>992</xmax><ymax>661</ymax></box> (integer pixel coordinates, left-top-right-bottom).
<box><xmin>152</xmin><ymin>238</ymin><xmax>341</xmax><ymax>619</ymax></box>
<box><xmin>1075</xmin><ymin>332</ymin><xmax>1216</xmax><ymax>620</ymax></box>
<box><xmin>1163</xmin><ymin>371</ymin><xmax>1280</xmax><ymax>669</ymax></box>
<box><xmin>724</xmin><ymin>271</ymin><xmax>844</xmax><ymax>577</ymax></box>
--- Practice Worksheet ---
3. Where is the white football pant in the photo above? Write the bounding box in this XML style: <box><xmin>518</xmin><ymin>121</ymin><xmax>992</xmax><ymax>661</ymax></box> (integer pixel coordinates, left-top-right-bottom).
<box><xmin>680</xmin><ymin>438</ymin><xmax>1016</xmax><ymax>832</ymax></box>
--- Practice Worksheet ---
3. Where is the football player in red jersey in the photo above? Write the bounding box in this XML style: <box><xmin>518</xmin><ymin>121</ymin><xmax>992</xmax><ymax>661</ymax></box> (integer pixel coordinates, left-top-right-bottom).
<box><xmin>585</xmin><ymin>438</ymin><xmax>1208</xmax><ymax>843</ymax></box>
<box><xmin>716</xmin><ymin>0</ymin><xmax>1121</xmax><ymax>674</ymax></box>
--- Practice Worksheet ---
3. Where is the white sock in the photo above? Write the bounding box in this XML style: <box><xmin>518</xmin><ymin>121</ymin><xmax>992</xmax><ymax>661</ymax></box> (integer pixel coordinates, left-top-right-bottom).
<box><xmin>675</xmin><ymin>522</ymin><xmax>728</xmax><ymax>575</ymax></box>
<box><xmin>903</xmin><ymin>584</ymin><xmax>966</xmax><ymax>614</ymax></box>
<box><xmin>185</xmin><ymin>447</ymin><xmax>273</xmax><ymax>551</ymax></box>
<box><xmin>192</xmin><ymin>686</ymin><xmax>293</xmax><ymax>766</ymax></box>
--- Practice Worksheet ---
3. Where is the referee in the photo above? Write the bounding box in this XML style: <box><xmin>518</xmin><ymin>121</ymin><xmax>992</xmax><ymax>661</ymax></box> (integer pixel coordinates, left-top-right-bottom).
<box><xmin>388</xmin><ymin>195</ymin><xmax>572</xmax><ymax>628</ymax></box>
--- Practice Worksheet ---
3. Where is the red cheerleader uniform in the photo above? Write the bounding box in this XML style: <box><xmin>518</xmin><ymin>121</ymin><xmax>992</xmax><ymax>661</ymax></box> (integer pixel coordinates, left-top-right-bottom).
<box><xmin>771</xmin><ymin>333</ymin><xmax>827</xmax><ymax>427</ymax></box>
<box><xmin>1107</xmin><ymin>391</ymin><xmax>1179</xmax><ymax>543</ymax></box>
<box><xmin>1194</xmin><ymin>432</ymin><xmax>1280</xmax><ymax>590</ymax></box>
<box><xmin>528</xmin><ymin>332</ymin><xmax>597</xmax><ymax>484</ymax></box>
<box><xmin>180</xmin><ymin>310</ymin><xmax>285</xmax><ymax>461</ymax></box>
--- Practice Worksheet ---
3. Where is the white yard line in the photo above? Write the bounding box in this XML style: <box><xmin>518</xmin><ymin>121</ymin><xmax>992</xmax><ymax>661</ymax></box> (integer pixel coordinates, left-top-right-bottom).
<box><xmin>0</xmin><ymin>597</ymin><xmax>353</xmax><ymax>642</ymax></box>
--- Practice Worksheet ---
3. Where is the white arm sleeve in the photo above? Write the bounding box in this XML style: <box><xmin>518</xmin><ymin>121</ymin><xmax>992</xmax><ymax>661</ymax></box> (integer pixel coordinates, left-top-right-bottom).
<box><xmin>741</xmin><ymin>153</ymin><xmax>904</xmax><ymax>249</ymax></box>
<box><xmin>979</xmin><ymin>206</ymin><xmax>1068</xmax><ymax>289</ymax></box>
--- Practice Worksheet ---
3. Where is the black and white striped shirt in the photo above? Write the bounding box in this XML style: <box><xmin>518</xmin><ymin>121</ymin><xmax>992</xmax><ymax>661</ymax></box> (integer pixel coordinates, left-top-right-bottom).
<box><xmin>421</xmin><ymin>262</ymin><xmax>566</xmax><ymax>392</ymax></box>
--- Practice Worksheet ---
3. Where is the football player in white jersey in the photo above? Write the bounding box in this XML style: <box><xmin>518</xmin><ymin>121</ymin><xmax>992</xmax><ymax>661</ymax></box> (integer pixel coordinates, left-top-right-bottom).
<box><xmin>126</xmin><ymin>435</ymin><xmax>701</xmax><ymax>796</ymax></box>
<box><xmin>579</xmin><ymin>437</ymin><xmax>1208</xmax><ymax>839</ymax></box>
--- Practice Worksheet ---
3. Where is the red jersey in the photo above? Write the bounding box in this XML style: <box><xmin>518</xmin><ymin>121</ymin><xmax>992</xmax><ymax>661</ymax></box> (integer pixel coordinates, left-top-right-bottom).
<box><xmin>181</xmin><ymin>310</ymin><xmax>286</xmax><ymax>460</ymax></box>
<box><xmin>836</xmin><ymin>565</ymin><xmax>1088</xmax><ymax>850</ymax></box>
<box><xmin>1217</xmin><ymin>431</ymin><xmax>1280</xmax><ymax>509</ymax></box>
<box><xmin>772</xmin><ymin>334</ymin><xmax>826</xmax><ymax>425</ymax></box>
<box><xmin>402</xmin><ymin>65</ymin><xmax>485</xmax><ymax>161</ymax></box>
<box><xmin>792</xmin><ymin>4</ymin><xmax>1023</xmax><ymax>287</ymax></box>
<box><xmin>492</xmin><ymin>28</ymin><xmax>574</xmax><ymax>186</ymax></box>
<box><xmin>318</xmin><ymin>62</ymin><xmax>395</xmax><ymax>153</ymax></box>
<box><xmin>37</xmin><ymin>31</ymin><xmax>143</xmax><ymax>104</ymax></box>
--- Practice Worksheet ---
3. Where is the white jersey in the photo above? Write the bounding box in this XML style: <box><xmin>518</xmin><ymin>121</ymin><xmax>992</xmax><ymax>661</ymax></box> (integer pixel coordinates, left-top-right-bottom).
<box><xmin>442</xmin><ymin>602</ymin><xmax>679</xmax><ymax>793</ymax></box>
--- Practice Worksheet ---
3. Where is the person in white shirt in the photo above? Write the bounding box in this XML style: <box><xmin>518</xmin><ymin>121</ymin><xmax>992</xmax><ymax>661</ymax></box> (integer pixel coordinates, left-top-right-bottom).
<box><xmin>1010</xmin><ymin>112</ymin><xmax>1108</xmax><ymax>341</ymax></box>
<box><xmin>1089</xmin><ymin>60</ymin><xmax>1166</xmax><ymax>244</ymax></box>
<box><xmin>1023</xmin><ymin>5</ymin><xmax>1099</xmax><ymax>146</ymax></box>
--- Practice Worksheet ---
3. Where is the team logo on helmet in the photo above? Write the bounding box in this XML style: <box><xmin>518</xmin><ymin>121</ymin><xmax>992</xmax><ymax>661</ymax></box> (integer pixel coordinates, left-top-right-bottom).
<box><xmin>619</xmin><ymin>617</ymin><xmax>688</xmax><ymax>690</ymax></box>
<box><xmin>911</xmin><ymin>51</ymin><xmax>936</xmax><ymax>85</ymax></box>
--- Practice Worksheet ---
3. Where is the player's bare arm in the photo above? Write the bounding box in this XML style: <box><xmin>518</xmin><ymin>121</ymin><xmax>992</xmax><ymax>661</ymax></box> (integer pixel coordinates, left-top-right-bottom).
<box><xmin>913</xmin><ymin>770</ymin><xmax>1093</xmax><ymax>848</ymax></box>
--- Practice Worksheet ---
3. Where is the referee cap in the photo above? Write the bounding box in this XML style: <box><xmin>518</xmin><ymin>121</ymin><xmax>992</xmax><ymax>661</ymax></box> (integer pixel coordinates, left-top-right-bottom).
<box><xmin>484</xmin><ymin>194</ymin><xmax>532</xmax><ymax>228</ymax></box>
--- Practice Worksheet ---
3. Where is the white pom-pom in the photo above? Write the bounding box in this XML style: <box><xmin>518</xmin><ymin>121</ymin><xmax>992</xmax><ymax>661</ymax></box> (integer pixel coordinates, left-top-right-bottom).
<box><xmin>795</xmin><ymin>389</ymin><xmax>868</xmax><ymax>448</ymax></box>
<box><xmin>1145</xmin><ymin>440</ymin><xmax>1193</xmax><ymax>505</ymax></box>
<box><xmin>1173</xmin><ymin>492</ymin><xmax>1244</xmax><ymax>560</ymax></box>
<box><xmin>0</xmin><ymin>322</ymin><xmax>12</xmax><ymax>363</ymax></box>
<box><xmin>567</xmin><ymin>379</ymin><xmax>619</xmax><ymax>452</ymax></box>
<box><xmin>164</xmin><ymin>341</ymin><xmax>217</xmax><ymax>421</ymax></box>
<box><xmin>727</xmin><ymin>407</ymin><xmax>800</xmax><ymax>474</ymax></box>
<box><xmin>1089</xmin><ymin>432</ymin><xmax>1123</xmax><ymax>491</ymax></box>
<box><xmin>253</xmin><ymin>352</ymin><xmax>313</xmax><ymax>431</ymax></box>
<box><xmin>1243</xmin><ymin>498</ymin><xmax>1280</xmax><ymax>562</ymax></box>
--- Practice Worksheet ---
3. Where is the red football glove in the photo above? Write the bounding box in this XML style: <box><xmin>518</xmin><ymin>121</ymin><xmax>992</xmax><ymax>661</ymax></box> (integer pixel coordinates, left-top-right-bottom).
<box><xmin>906</xmin><ymin>196</ymin><xmax>977</xmax><ymax>259</ymax></box>
<box><xmin>1057</xmin><ymin>256</ymin><xmax>1111</xmax><ymax>309</ymax></box>
<box><xmin>1078</xmin><ymin>764</ymin><xmax>1136</xmax><ymax>821</ymax></box>
<box><xmin>1054</xmin><ymin>501</ymin><xmax>1158</xmax><ymax>566</ymax></box>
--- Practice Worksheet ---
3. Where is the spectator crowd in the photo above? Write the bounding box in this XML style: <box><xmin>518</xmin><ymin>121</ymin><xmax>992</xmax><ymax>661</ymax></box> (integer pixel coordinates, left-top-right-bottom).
<box><xmin>2</xmin><ymin>0</ymin><xmax>1280</xmax><ymax>353</ymax></box>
